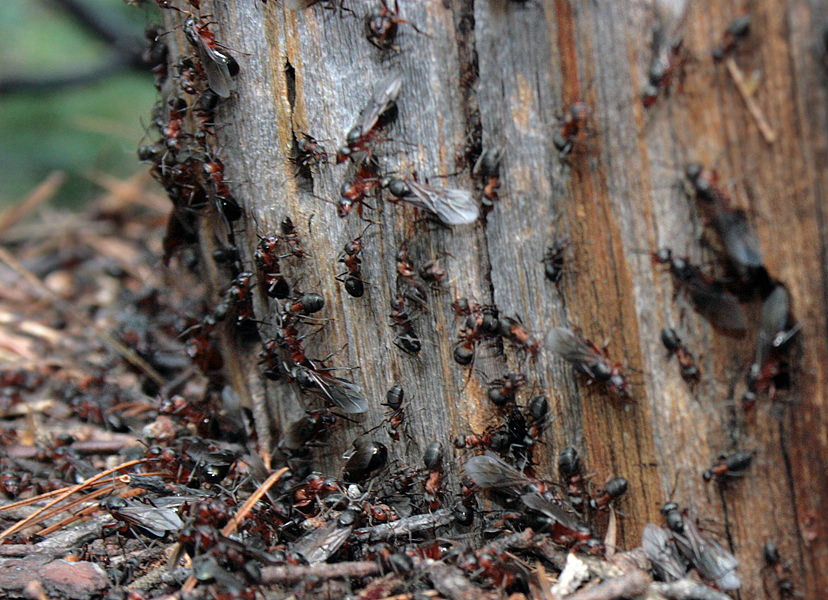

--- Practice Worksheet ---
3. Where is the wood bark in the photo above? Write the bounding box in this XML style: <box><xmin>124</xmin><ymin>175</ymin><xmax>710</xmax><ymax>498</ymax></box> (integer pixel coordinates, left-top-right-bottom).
<box><xmin>162</xmin><ymin>1</ymin><xmax>828</xmax><ymax>597</ymax></box>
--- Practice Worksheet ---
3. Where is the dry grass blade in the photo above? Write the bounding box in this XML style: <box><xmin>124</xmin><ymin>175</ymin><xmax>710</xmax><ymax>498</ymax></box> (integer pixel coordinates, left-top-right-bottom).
<box><xmin>0</xmin><ymin>479</ymin><xmax>116</xmax><ymax>513</ymax></box>
<box><xmin>0</xmin><ymin>171</ymin><xmax>65</xmax><ymax>235</ymax></box>
<box><xmin>0</xmin><ymin>458</ymin><xmax>145</xmax><ymax>541</ymax></box>
<box><xmin>35</xmin><ymin>494</ymin><xmax>108</xmax><ymax>538</ymax></box>
<box><xmin>30</xmin><ymin>483</ymin><xmax>145</xmax><ymax>537</ymax></box>
<box><xmin>725</xmin><ymin>57</ymin><xmax>776</xmax><ymax>143</ymax></box>
<box><xmin>180</xmin><ymin>467</ymin><xmax>291</xmax><ymax>592</ymax></box>
<box><xmin>0</xmin><ymin>245</ymin><xmax>167</xmax><ymax>388</ymax></box>
<box><xmin>86</xmin><ymin>170</ymin><xmax>168</xmax><ymax>213</ymax></box>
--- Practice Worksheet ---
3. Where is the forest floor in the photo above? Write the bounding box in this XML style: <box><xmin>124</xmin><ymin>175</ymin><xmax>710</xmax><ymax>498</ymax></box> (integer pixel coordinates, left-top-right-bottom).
<box><xmin>0</xmin><ymin>174</ymin><xmax>736</xmax><ymax>600</ymax></box>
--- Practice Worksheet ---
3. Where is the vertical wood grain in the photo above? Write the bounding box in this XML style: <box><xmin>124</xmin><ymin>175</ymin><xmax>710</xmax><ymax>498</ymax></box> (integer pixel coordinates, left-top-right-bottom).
<box><xmin>163</xmin><ymin>1</ymin><xmax>828</xmax><ymax>596</ymax></box>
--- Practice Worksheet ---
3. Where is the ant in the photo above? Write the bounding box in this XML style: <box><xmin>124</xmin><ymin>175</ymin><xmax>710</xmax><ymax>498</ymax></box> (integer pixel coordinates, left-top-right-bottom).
<box><xmin>683</xmin><ymin>163</ymin><xmax>763</xmax><ymax>273</ymax></box>
<box><xmin>183</xmin><ymin>16</ymin><xmax>240</xmax><ymax>99</ymax></box>
<box><xmin>336</xmin><ymin>73</ymin><xmax>401</xmax><ymax>163</ymax></box>
<box><xmin>389</xmin><ymin>293</ymin><xmax>421</xmax><ymax>355</ymax></box>
<box><xmin>642</xmin><ymin>28</ymin><xmax>689</xmax><ymax>108</ymax></box>
<box><xmin>143</xmin><ymin>25</ymin><xmax>169</xmax><ymax>91</ymax></box>
<box><xmin>278</xmin><ymin>409</ymin><xmax>339</xmax><ymax>456</ymax></box>
<box><xmin>163</xmin><ymin>97</ymin><xmax>188</xmax><ymax>151</ymax></box>
<box><xmin>225</xmin><ymin>272</ymin><xmax>255</xmax><ymax>323</ymax></box>
<box><xmin>295</xmin><ymin>133</ymin><xmax>328</xmax><ymax>168</ymax></box>
<box><xmin>415</xmin><ymin>252</ymin><xmax>451</xmax><ymax>292</ymax></box>
<box><xmin>543</xmin><ymin>237</ymin><xmax>571</xmax><ymax>283</ymax></box>
<box><xmin>743</xmin><ymin>285</ymin><xmax>799</xmax><ymax>407</ymax></box>
<box><xmin>498</xmin><ymin>316</ymin><xmax>540</xmax><ymax>359</ymax></box>
<box><xmin>338</xmin><ymin>161</ymin><xmax>380</xmax><ymax>219</ymax></box>
<box><xmin>762</xmin><ymin>541</ymin><xmax>794</xmax><ymax>598</ymax></box>
<box><xmin>702</xmin><ymin>450</ymin><xmax>754</xmax><ymax>482</ymax></box>
<box><xmin>337</xmin><ymin>225</ymin><xmax>371</xmax><ymax>297</ymax></box>
<box><xmin>712</xmin><ymin>16</ymin><xmax>751</xmax><ymax>61</ymax></box>
<box><xmin>283</xmin><ymin>292</ymin><xmax>326</xmax><ymax>320</ymax></box>
<box><xmin>423</xmin><ymin>441</ymin><xmax>444</xmax><ymax>510</ymax></box>
<box><xmin>395</xmin><ymin>243</ymin><xmax>427</xmax><ymax>301</ymax></box>
<box><xmin>546</xmin><ymin>327</ymin><xmax>632</xmax><ymax>401</ymax></box>
<box><xmin>365</xmin><ymin>0</ymin><xmax>424</xmax><ymax>51</ymax></box>
<box><xmin>553</xmin><ymin>102</ymin><xmax>590</xmax><ymax>156</ymax></box>
<box><xmin>343</xmin><ymin>438</ymin><xmax>388</xmax><ymax>483</ymax></box>
<box><xmin>202</xmin><ymin>158</ymin><xmax>242</xmax><ymax>223</ymax></box>
<box><xmin>651</xmin><ymin>248</ymin><xmax>747</xmax><ymax>334</ymax></box>
<box><xmin>660</xmin><ymin>327</ymin><xmax>700</xmax><ymax>383</ymax></box>
<box><xmin>473</xmin><ymin>146</ymin><xmax>503</xmax><ymax>209</ymax></box>
<box><xmin>453</xmin><ymin>430</ymin><xmax>488</xmax><ymax>450</ymax></box>
<box><xmin>589</xmin><ymin>476</ymin><xmax>628</xmax><ymax>509</ymax></box>
<box><xmin>487</xmin><ymin>371</ymin><xmax>527</xmax><ymax>406</ymax></box>
<box><xmin>558</xmin><ymin>447</ymin><xmax>586</xmax><ymax>514</ymax></box>
<box><xmin>255</xmin><ymin>234</ymin><xmax>289</xmax><ymax>299</ymax></box>
<box><xmin>523</xmin><ymin>395</ymin><xmax>549</xmax><ymax>447</ymax></box>
<box><xmin>280</xmin><ymin>216</ymin><xmax>307</xmax><ymax>258</ymax></box>
<box><xmin>367</xmin><ymin>384</ymin><xmax>412</xmax><ymax>442</ymax></box>
<box><xmin>451</xmin><ymin>294</ymin><xmax>499</xmax><ymax>366</ymax></box>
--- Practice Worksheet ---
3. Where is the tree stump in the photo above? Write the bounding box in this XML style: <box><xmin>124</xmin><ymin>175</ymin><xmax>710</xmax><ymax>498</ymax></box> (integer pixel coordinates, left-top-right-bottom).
<box><xmin>158</xmin><ymin>1</ymin><xmax>828</xmax><ymax>597</ymax></box>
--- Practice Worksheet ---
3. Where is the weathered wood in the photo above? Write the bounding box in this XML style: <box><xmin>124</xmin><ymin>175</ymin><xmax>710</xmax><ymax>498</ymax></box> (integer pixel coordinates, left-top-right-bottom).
<box><xmin>163</xmin><ymin>1</ymin><xmax>827</xmax><ymax>597</ymax></box>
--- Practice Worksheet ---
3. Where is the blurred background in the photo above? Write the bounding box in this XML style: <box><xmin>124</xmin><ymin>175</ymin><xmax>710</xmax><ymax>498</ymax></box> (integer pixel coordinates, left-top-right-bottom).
<box><xmin>0</xmin><ymin>0</ymin><xmax>159</xmax><ymax>208</ymax></box>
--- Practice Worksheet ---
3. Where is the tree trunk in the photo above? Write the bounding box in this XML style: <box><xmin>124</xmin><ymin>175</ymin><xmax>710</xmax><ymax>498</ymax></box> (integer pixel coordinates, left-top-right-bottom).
<box><xmin>160</xmin><ymin>1</ymin><xmax>828</xmax><ymax>597</ymax></box>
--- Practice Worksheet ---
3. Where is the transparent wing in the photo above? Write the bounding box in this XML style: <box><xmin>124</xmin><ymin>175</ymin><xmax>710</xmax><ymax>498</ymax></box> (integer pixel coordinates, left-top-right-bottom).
<box><xmin>464</xmin><ymin>453</ymin><xmax>533</xmax><ymax>495</ymax></box>
<box><xmin>520</xmin><ymin>492</ymin><xmax>583</xmax><ymax>532</ymax></box>
<box><xmin>192</xmin><ymin>42</ymin><xmax>236</xmax><ymax>99</ymax></box>
<box><xmin>712</xmin><ymin>210</ymin><xmax>763</xmax><ymax>269</ymax></box>
<box><xmin>641</xmin><ymin>523</ymin><xmax>687</xmax><ymax>582</ymax></box>
<box><xmin>681</xmin><ymin>273</ymin><xmax>747</xmax><ymax>333</ymax></box>
<box><xmin>675</xmin><ymin>518</ymin><xmax>740</xmax><ymax>591</ymax></box>
<box><xmin>117</xmin><ymin>504</ymin><xmax>184</xmax><ymax>536</ymax></box>
<box><xmin>545</xmin><ymin>327</ymin><xmax>603</xmax><ymax>378</ymax></box>
<box><xmin>294</xmin><ymin>519</ymin><xmax>352</xmax><ymax>564</ymax></box>
<box><xmin>404</xmin><ymin>181</ymin><xmax>478</xmax><ymax>225</ymax></box>
<box><xmin>356</xmin><ymin>72</ymin><xmax>403</xmax><ymax>138</ymax></box>
<box><xmin>306</xmin><ymin>369</ymin><xmax>368</xmax><ymax>414</ymax></box>
<box><xmin>756</xmin><ymin>285</ymin><xmax>789</xmax><ymax>363</ymax></box>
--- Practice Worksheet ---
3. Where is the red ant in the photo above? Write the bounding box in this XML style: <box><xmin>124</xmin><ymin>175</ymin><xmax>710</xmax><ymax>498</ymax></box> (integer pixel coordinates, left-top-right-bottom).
<box><xmin>336</xmin><ymin>73</ymin><xmax>401</xmax><ymax>163</ymax></box>
<box><xmin>546</xmin><ymin>327</ymin><xmax>632</xmax><ymax>401</ymax></box>
<box><xmin>553</xmin><ymin>102</ymin><xmax>590</xmax><ymax>155</ymax></box>
<box><xmin>365</xmin><ymin>0</ymin><xmax>424</xmax><ymax>51</ymax></box>
<box><xmin>225</xmin><ymin>272</ymin><xmax>255</xmax><ymax>323</ymax></box>
<box><xmin>487</xmin><ymin>371</ymin><xmax>527</xmax><ymax>406</ymax></box>
<box><xmin>295</xmin><ymin>134</ymin><xmax>328</xmax><ymax>168</ymax></box>
<box><xmin>543</xmin><ymin>236</ymin><xmax>571</xmax><ymax>283</ymax></box>
<box><xmin>339</xmin><ymin>162</ymin><xmax>380</xmax><ymax>219</ymax></box>
<box><xmin>419</xmin><ymin>254</ymin><xmax>450</xmax><ymax>290</ymax></box>
<box><xmin>255</xmin><ymin>234</ymin><xmax>289</xmax><ymax>299</ymax></box>
<box><xmin>558</xmin><ymin>446</ymin><xmax>586</xmax><ymax>514</ymax></box>
<box><xmin>336</xmin><ymin>225</ymin><xmax>371</xmax><ymax>298</ymax></box>
<box><xmin>280</xmin><ymin>216</ymin><xmax>307</xmax><ymax>258</ymax></box>
<box><xmin>712</xmin><ymin>16</ymin><xmax>750</xmax><ymax>61</ymax></box>
<box><xmin>762</xmin><ymin>541</ymin><xmax>794</xmax><ymax>598</ymax></box>
<box><xmin>163</xmin><ymin>97</ymin><xmax>187</xmax><ymax>151</ymax></box>
<box><xmin>589</xmin><ymin>476</ymin><xmax>628</xmax><ymax>509</ymax></box>
<box><xmin>421</xmin><ymin>441</ymin><xmax>444</xmax><ymax>510</ymax></box>
<box><xmin>498</xmin><ymin>316</ymin><xmax>540</xmax><ymax>359</ymax></box>
<box><xmin>660</xmin><ymin>327</ymin><xmax>700</xmax><ymax>383</ymax></box>
<box><xmin>388</xmin><ymin>294</ymin><xmax>421</xmax><ymax>355</ymax></box>
<box><xmin>702</xmin><ymin>450</ymin><xmax>754</xmax><ymax>482</ymax></box>
<box><xmin>642</xmin><ymin>41</ymin><xmax>688</xmax><ymax>108</ymax></box>
<box><xmin>473</xmin><ymin>147</ymin><xmax>503</xmax><ymax>209</ymax></box>
<box><xmin>184</xmin><ymin>16</ymin><xmax>240</xmax><ymax>99</ymax></box>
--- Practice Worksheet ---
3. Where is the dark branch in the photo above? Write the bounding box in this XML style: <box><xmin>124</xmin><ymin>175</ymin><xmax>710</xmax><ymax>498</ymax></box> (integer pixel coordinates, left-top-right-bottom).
<box><xmin>48</xmin><ymin>0</ymin><xmax>143</xmax><ymax>58</ymax></box>
<box><xmin>0</xmin><ymin>56</ymin><xmax>138</xmax><ymax>96</ymax></box>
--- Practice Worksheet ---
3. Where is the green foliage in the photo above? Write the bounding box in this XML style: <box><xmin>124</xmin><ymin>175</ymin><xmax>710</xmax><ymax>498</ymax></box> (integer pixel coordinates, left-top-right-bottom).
<box><xmin>0</xmin><ymin>0</ymin><xmax>159</xmax><ymax>208</ymax></box>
